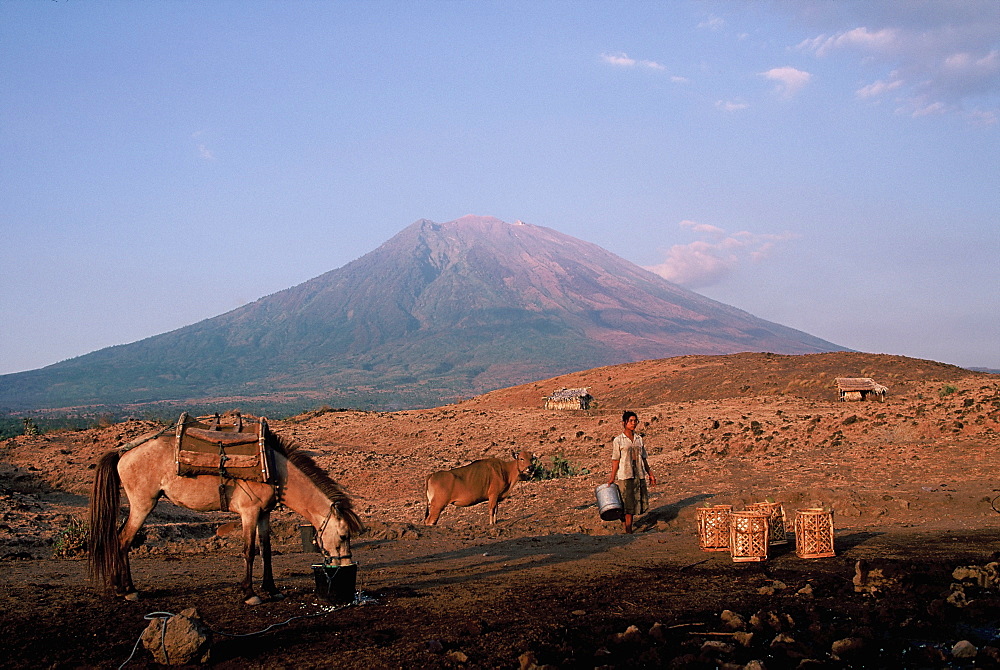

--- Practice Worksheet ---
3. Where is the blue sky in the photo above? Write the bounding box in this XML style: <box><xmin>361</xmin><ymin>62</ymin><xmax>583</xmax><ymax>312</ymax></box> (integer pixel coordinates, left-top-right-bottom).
<box><xmin>2</xmin><ymin>0</ymin><xmax>998</xmax><ymax>375</ymax></box>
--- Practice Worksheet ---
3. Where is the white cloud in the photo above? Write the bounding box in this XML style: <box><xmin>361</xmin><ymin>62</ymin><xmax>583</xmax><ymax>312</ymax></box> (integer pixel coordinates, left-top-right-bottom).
<box><xmin>856</xmin><ymin>73</ymin><xmax>904</xmax><ymax>99</ymax></box>
<box><xmin>698</xmin><ymin>15</ymin><xmax>725</xmax><ymax>31</ymax></box>
<box><xmin>760</xmin><ymin>66</ymin><xmax>813</xmax><ymax>97</ymax></box>
<box><xmin>192</xmin><ymin>130</ymin><xmax>216</xmax><ymax>160</ymax></box>
<box><xmin>910</xmin><ymin>100</ymin><xmax>948</xmax><ymax>117</ymax></box>
<box><xmin>678</xmin><ymin>220</ymin><xmax>725</xmax><ymax>237</ymax></box>
<box><xmin>798</xmin><ymin>27</ymin><xmax>901</xmax><ymax>58</ymax></box>
<box><xmin>794</xmin><ymin>8</ymin><xmax>1000</xmax><ymax>120</ymax></box>
<box><xmin>967</xmin><ymin>108</ymin><xmax>999</xmax><ymax>124</ymax></box>
<box><xmin>645</xmin><ymin>221</ymin><xmax>798</xmax><ymax>289</ymax></box>
<box><xmin>601</xmin><ymin>52</ymin><xmax>636</xmax><ymax>67</ymax></box>
<box><xmin>716</xmin><ymin>99</ymin><xmax>749</xmax><ymax>112</ymax></box>
<box><xmin>600</xmin><ymin>52</ymin><xmax>667</xmax><ymax>71</ymax></box>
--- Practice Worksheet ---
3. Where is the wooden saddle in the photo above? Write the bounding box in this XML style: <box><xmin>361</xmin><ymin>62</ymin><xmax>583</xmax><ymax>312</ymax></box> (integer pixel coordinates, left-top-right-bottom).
<box><xmin>174</xmin><ymin>412</ymin><xmax>274</xmax><ymax>484</ymax></box>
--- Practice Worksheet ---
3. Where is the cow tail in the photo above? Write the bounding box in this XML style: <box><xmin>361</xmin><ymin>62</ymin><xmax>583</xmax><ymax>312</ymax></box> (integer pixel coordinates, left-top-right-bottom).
<box><xmin>89</xmin><ymin>451</ymin><xmax>124</xmax><ymax>590</ymax></box>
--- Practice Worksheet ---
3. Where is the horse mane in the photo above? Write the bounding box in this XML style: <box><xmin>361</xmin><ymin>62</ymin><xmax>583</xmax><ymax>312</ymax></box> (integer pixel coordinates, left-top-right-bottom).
<box><xmin>267</xmin><ymin>430</ymin><xmax>365</xmax><ymax>534</ymax></box>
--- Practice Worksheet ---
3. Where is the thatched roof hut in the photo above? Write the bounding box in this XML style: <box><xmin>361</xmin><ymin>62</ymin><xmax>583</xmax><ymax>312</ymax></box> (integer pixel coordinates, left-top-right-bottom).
<box><xmin>544</xmin><ymin>387</ymin><xmax>593</xmax><ymax>410</ymax></box>
<box><xmin>835</xmin><ymin>377</ymin><xmax>888</xmax><ymax>402</ymax></box>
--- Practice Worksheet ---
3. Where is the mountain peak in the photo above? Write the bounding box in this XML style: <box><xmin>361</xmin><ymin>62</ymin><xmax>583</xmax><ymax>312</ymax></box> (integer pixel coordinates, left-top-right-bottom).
<box><xmin>451</xmin><ymin>214</ymin><xmax>507</xmax><ymax>226</ymax></box>
<box><xmin>0</xmin><ymin>217</ymin><xmax>847</xmax><ymax>413</ymax></box>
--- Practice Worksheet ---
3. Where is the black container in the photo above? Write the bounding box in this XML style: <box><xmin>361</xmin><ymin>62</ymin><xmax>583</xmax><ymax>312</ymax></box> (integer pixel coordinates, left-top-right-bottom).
<box><xmin>299</xmin><ymin>524</ymin><xmax>319</xmax><ymax>552</ymax></box>
<box><xmin>312</xmin><ymin>563</ymin><xmax>358</xmax><ymax>603</ymax></box>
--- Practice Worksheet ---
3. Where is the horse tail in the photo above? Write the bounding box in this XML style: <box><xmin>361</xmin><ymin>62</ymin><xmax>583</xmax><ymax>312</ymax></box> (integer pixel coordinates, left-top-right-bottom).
<box><xmin>88</xmin><ymin>451</ymin><xmax>124</xmax><ymax>590</ymax></box>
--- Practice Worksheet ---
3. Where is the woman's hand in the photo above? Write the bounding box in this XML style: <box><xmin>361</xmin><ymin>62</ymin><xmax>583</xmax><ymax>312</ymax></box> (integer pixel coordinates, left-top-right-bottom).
<box><xmin>648</xmin><ymin>473</ymin><xmax>657</xmax><ymax>486</ymax></box>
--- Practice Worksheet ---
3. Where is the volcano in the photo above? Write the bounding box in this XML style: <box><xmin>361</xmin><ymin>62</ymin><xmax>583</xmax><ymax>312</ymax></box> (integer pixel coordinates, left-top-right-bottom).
<box><xmin>0</xmin><ymin>215</ymin><xmax>846</xmax><ymax>414</ymax></box>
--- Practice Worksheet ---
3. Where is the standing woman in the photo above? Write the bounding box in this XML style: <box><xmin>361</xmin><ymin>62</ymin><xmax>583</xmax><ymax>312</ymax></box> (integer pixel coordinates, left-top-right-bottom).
<box><xmin>607</xmin><ymin>410</ymin><xmax>656</xmax><ymax>534</ymax></box>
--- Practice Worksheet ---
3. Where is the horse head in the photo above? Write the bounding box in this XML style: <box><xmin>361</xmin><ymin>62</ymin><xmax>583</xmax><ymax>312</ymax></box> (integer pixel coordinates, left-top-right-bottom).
<box><xmin>315</xmin><ymin>501</ymin><xmax>358</xmax><ymax>566</ymax></box>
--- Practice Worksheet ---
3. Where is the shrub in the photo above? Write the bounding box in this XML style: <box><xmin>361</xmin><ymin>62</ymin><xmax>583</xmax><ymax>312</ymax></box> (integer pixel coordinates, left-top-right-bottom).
<box><xmin>529</xmin><ymin>453</ymin><xmax>589</xmax><ymax>480</ymax></box>
<box><xmin>52</xmin><ymin>518</ymin><xmax>89</xmax><ymax>559</ymax></box>
<box><xmin>939</xmin><ymin>385</ymin><xmax>958</xmax><ymax>398</ymax></box>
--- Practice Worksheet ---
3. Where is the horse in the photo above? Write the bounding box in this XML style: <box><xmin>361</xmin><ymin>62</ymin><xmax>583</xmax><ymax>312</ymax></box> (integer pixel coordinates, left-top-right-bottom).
<box><xmin>88</xmin><ymin>418</ymin><xmax>364</xmax><ymax>604</ymax></box>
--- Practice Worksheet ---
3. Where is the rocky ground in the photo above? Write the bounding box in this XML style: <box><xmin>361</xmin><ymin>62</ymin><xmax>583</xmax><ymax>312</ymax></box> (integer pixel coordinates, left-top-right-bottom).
<box><xmin>2</xmin><ymin>352</ymin><xmax>1000</xmax><ymax>668</ymax></box>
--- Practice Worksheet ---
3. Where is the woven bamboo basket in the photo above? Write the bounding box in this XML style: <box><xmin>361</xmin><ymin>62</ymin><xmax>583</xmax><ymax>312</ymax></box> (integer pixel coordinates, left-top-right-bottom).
<box><xmin>695</xmin><ymin>505</ymin><xmax>732</xmax><ymax>552</ymax></box>
<box><xmin>729</xmin><ymin>510</ymin><xmax>771</xmax><ymax>562</ymax></box>
<box><xmin>750</xmin><ymin>501</ymin><xmax>788</xmax><ymax>545</ymax></box>
<box><xmin>794</xmin><ymin>508</ymin><xmax>835</xmax><ymax>559</ymax></box>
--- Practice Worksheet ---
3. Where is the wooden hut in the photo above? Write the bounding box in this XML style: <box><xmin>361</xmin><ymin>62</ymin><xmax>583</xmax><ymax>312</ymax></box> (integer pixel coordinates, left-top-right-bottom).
<box><xmin>835</xmin><ymin>378</ymin><xmax>888</xmax><ymax>402</ymax></box>
<box><xmin>544</xmin><ymin>387</ymin><xmax>593</xmax><ymax>410</ymax></box>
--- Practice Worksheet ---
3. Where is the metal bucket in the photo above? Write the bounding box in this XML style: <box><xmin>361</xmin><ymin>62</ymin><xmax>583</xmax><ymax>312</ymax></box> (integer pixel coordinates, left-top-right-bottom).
<box><xmin>595</xmin><ymin>483</ymin><xmax>624</xmax><ymax>521</ymax></box>
<box><xmin>312</xmin><ymin>563</ymin><xmax>358</xmax><ymax>603</ymax></box>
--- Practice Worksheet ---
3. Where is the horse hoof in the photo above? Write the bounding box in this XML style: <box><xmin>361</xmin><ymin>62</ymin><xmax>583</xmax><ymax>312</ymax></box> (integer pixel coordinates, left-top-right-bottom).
<box><xmin>124</xmin><ymin>592</ymin><xmax>140</xmax><ymax>601</ymax></box>
<box><xmin>244</xmin><ymin>595</ymin><xmax>264</xmax><ymax>606</ymax></box>
<box><xmin>269</xmin><ymin>592</ymin><xmax>286</xmax><ymax>601</ymax></box>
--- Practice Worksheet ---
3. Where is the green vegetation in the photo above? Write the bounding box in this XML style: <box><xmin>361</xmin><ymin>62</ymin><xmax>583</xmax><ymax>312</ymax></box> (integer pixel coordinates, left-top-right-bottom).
<box><xmin>0</xmin><ymin>413</ymin><xmax>134</xmax><ymax>439</ymax></box>
<box><xmin>528</xmin><ymin>452</ymin><xmax>590</xmax><ymax>480</ymax></box>
<box><xmin>21</xmin><ymin>418</ymin><xmax>39</xmax><ymax>436</ymax></box>
<box><xmin>51</xmin><ymin>518</ymin><xmax>89</xmax><ymax>559</ymax></box>
<box><xmin>939</xmin><ymin>384</ymin><xmax>958</xmax><ymax>398</ymax></box>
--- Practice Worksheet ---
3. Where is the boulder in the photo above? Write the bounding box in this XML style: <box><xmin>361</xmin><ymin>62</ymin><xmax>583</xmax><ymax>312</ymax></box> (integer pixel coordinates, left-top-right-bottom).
<box><xmin>140</xmin><ymin>607</ymin><xmax>211</xmax><ymax>665</ymax></box>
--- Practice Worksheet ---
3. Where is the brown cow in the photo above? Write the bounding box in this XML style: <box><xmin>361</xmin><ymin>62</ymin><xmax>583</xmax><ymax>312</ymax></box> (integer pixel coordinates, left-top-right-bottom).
<box><xmin>424</xmin><ymin>450</ymin><xmax>534</xmax><ymax>525</ymax></box>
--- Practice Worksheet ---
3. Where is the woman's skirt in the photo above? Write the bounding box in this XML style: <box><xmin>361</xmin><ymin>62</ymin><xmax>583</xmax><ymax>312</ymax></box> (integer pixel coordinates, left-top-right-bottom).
<box><xmin>616</xmin><ymin>478</ymin><xmax>649</xmax><ymax>515</ymax></box>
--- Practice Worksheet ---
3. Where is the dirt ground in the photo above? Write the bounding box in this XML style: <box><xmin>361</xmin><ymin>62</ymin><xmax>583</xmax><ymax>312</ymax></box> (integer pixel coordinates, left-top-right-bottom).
<box><xmin>2</xmin><ymin>352</ymin><xmax>1000</xmax><ymax>669</ymax></box>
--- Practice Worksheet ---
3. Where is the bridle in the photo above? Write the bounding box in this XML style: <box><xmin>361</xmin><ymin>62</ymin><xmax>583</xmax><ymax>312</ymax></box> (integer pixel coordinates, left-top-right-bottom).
<box><xmin>316</xmin><ymin>503</ymin><xmax>352</xmax><ymax>565</ymax></box>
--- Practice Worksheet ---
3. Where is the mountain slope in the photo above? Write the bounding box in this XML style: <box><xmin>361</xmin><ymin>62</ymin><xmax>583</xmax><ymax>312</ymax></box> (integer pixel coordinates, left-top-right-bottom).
<box><xmin>0</xmin><ymin>215</ymin><xmax>847</xmax><ymax>414</ymax></box>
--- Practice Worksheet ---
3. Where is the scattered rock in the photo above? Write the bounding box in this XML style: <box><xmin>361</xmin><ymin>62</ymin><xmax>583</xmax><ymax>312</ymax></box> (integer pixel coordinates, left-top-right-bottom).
<box><xmin>720</xmin><ymin>609</ymin><xmax>746</xmax><ymax>630</ymax></box>
<box><xmin>518</xmin><ymin>651</ymin><xmax>538</xmax><ymax>670</ymax></box>
<box><xmin>750</xmin><ymin>609</ymin><xmax>793</xmax><ymax>633</ymax></box>
<box><xmin>700</xmin><ymin>639</ymin><xmax>734</xmax><ymax>655</ymax></box>
<box><xmin>945</xmin><ymin>584</ymin><xmax>968</xmax><ymax>607</ymax></box>
<box><xmin>612</xmin><ymin>624</ymin><xmax>642</xmax><ymax>644</ymax></box>
<box><xmin>518</xmin><ymin>650</ymin><xmax>559</xmax><ymax>670</ymax></box>
<box><xmin>853</xmin><ymin>559</ymin><xmax>900</xmax><ymax>595</ymax></box>
<box><xmin>770</xmin><ymin>632</ymin><xmax>795</xmax><ymax>648</ymax></box>
<box><xmin>770</xmin><ymin>632</ymin><xmax>809</xmax><ymax>659</ymax></box>
<box><xmin>140</xmin><ymin>607</ymin><xmax>212</xmax><ymax>665</ymax></box>
<box><xmin>952</xmin><ymin>640</ymin><xmax>977</xmax><ymax>659</ymax></box>
<box><xmin>953</xmin><ymin>562</ymin><xmax>1000</xmax><ymax>588</ymax></box>
<box><xmin>831</xmin><ymin>636</ymin><xmax>866</xmax><ymax>660</ymax></box>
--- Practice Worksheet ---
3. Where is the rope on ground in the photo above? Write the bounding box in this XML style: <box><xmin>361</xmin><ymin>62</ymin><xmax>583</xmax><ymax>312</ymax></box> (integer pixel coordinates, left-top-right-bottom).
<box><xmin>991</xmin><ymin>494</ymin><xmax>1000</xmax><ymax>514</ymax></box>
<box><xmin>117</xmin><ymin>612</ymin><xmax>173</xmax><ymax>670</ymax></box>
<box><xmin>117</xmin><ymin>592</ymin><xmax>378</xmax><ymax>668</ymax></box>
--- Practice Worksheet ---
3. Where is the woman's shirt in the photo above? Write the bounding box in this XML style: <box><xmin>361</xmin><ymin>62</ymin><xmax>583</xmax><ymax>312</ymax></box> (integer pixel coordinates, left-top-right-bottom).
<box><xmin>611</xmin><ymin>432</ymin><xmax>648</xmax><ymax>480</ymax></box>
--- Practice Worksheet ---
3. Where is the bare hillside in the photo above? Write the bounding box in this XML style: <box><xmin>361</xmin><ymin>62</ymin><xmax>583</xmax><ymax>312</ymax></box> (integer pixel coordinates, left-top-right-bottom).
<box><xmin>2</xmin><ymin>352</ymin><xmax>999</xmax><ymax>668</ymax></box>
